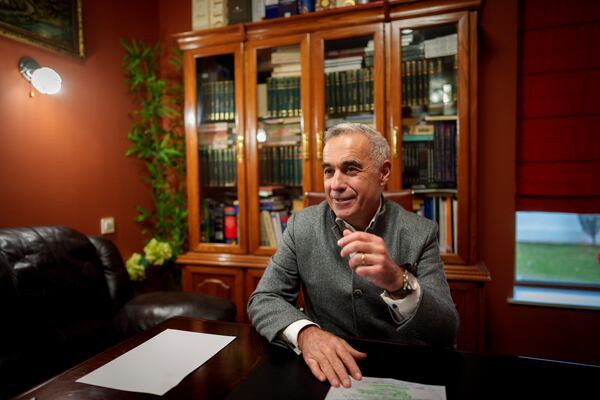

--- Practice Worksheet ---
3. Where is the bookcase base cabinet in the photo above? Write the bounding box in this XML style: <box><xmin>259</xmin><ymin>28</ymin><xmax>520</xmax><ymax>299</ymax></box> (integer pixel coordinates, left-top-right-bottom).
<box><xmin>448</xmin><ymin>280</ymin><xmax>486</xmax><ymax>352</ymax></box>
<box><xmin>179</xmin><ymin>256</ymin><xmax>488</xmax><ymax>352</ymax></box>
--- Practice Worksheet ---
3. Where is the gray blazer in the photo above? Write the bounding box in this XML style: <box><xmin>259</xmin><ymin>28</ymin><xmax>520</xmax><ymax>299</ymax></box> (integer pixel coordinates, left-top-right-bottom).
<box><xmin>247</xmin><ymin>199</ymin><xmax>459</xmax><ymax>348</ymax></box>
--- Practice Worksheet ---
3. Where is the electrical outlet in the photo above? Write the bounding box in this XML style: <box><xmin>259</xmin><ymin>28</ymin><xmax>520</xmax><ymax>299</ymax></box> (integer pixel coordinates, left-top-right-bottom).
<box><xmin>100</xmin><ymin>217</ymin><xmax>115</xmax><ymax>235</ymax></box>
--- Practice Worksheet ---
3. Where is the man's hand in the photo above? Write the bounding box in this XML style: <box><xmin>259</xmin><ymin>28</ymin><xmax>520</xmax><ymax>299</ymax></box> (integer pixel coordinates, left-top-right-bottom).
<box><xmin>298</xmin><ymin>325</ymin><xmax>367</xmax><ymax>388</ymax></box>
<box><xmin>337</xmin><ymin>229</ymin><xmax>404</xmax><ymax>292</ymax></box>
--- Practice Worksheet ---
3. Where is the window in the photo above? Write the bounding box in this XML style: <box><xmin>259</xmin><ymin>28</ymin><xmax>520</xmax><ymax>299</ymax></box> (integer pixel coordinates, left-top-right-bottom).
<box><xmin>513</xmin><ymin>211</ymin><xmax>600</xmax><ymax>309</ymax></box>
<box><xmin>516</xmin><ymin>211</ymin><xmax>600</xmax><ymax>286</ymax></box>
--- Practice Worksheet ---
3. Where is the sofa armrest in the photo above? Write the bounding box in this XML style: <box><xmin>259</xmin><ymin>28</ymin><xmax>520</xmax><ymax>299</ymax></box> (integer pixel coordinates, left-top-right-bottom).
<box><xmin>113</xmin><ymin>291</ymin><xmax>236</xmax><ymax>338</ymax></box>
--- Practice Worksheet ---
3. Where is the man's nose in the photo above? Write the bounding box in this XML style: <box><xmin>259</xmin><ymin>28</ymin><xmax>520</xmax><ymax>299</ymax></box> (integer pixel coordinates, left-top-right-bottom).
<box><xmin>330</xmin><ymin>170</ymin><xmax>346</xmax><ymax>189</ymax></box>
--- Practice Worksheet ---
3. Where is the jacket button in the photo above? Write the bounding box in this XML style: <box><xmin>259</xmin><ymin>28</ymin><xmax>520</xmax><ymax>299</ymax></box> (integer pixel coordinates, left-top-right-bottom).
<box><xmin>352</xmin><ymin>289</ymin><xmax>363</xmax><ymax>299</ymax></box>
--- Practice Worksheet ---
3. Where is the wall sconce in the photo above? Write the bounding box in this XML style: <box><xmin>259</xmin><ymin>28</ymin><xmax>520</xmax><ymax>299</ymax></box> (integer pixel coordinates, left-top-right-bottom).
<box><xmin>18</xmin><ymin>56</ymin><xmax>62</xmax><ymax>96</ymax></box>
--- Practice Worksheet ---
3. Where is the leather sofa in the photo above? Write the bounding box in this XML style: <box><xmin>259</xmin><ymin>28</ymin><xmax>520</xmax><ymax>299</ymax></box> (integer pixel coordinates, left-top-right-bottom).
<box><xmin>0</xmin><ymin>226</ymin><xmax>235</xmax><ymax>399</ymax></box>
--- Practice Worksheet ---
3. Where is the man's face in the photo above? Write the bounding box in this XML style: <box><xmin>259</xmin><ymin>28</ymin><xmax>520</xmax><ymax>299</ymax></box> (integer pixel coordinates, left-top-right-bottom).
<box><xmin>322</xmin><ymin>133</ymin><xmax>390</xmax><ymax>230</ymax></box>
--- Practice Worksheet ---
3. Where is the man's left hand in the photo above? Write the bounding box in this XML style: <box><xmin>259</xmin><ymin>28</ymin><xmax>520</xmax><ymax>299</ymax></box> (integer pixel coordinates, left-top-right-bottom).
<box><xmin>338</xmin><ymin>229</ymin><xmax>404</xmax><ymax>292</ymax></box>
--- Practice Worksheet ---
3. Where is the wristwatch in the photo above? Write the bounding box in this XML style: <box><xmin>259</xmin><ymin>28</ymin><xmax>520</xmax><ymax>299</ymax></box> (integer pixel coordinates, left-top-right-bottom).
<box><xmin>387</xmin><ymin>265</ymin><xmax>414</xmax><ymax>299</ymax></box>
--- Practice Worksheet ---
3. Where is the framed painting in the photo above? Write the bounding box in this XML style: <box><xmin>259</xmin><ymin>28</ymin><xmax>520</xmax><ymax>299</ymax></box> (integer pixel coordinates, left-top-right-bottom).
<box><xmin>0</xmin><ymin>0</ymin><xmax>84</xmax><ymax>58</ymax></box>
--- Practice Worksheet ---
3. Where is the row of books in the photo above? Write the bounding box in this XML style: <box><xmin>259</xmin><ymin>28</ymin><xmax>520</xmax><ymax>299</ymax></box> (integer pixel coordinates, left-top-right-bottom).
<box><xmin>259</xmin><ymin>209</ymin><xmax>289</xmax><ymax>247</ymax></box>
<box><xmin>200</xmin><ymin>198</ymin><xmax>240</xmax><ymax>244</ymax></box>
<box><xmin>259</xmin><ymin>117</ymin><xmax>301</xmax><ymax>144</ymax></box>
<box><xmin>415</xmin><ymin>195</ymin><xmax>457</xmax><ymax>254</ymax></box>
<box><xmin>200</xmin><ymin>145</ymin><xmax>237</xmax><ymax>187</ymax></box>
<box><xmin>326</xmin><ymin>67</ymin><xmax>374</xmax><ymax>115</ymax></box>
<box><xmin>265</xmin><ymin>0</ymin><xmax>376</xmax><ymax>20</ymax></box>
<box><xmin>192</xmin><ymin>0</ymin><xmax>229</xmax><ymax>29</ymax></box>
<box><xmin>259</xmin><ymin>144</ymin><xmax>303</xmax><ymax>186</ymax></box>
<box><xmin>259</xmin><ymin>194</ymin><xmax>289</xmax><ymax>247</ymax></box>
<box><xmin>402</xmin><ymin>33</ymin><xmax>457</xmax><ymax>60</ymax></box>
<box><xmin>263</xmin><ymin>0</ymin><xmax>385</xmax><ymax>20</ymax></box>
<box><xmin>271</xmin><ymin>45</ymin><xmax>301</xmax><ymax>77</ymax></box>
<box><xmin>199</xmin><ymin>121</ymin><xmax>235</xmax><ymax>143</ymax></box>
<box><xmin>325</xmin><ymin>40</ymin><xmax>373</xmax><ymax>71</ymax></box>
<box><xmin>402</xmin><ymin>56</ymin><xmax>456</xmax><ymax>111</ymax></box>
<box><xmin>402</xmin><ymin>122</ymin><xmax>456</xmax><ymax>189</ymax></box>
<box><xmin>326</xmin><ymin>113</ymin><xmax>374</xmax><ymax>129</ymax></box>
<box><xmin>432</xmin><ymin>122</ymin><xmax>457</xmax><ymax>187</ymax></box>
<box><xmin>199</xmin><ymin>79</ymin><xmax>235</xmax><ymax>122</ymax></box>
<box><xmin>262</xmin><ymin>76</ymin><xmax>301</xmax><ymax>118</ymax></box>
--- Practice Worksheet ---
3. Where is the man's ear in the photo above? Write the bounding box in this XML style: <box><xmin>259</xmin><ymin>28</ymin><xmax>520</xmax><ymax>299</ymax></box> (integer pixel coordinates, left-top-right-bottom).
<box><xmin>379</xmin><ymin>160</ymin><xmax>391</xmax><ymax>186</ymax></box>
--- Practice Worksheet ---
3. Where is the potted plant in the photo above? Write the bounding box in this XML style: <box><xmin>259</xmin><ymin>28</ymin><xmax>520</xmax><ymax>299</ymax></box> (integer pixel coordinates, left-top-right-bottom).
<box><xmin>121</xmin><ymin>39</ymin><xmax>187</xmax><ymax>289</ymax></box>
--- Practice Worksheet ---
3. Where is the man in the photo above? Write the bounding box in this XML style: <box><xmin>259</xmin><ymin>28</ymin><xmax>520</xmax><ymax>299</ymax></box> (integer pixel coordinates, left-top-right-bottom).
<box><xmin>248</xmin><ymin>123</ymin><xmax>458</xmax><ymax>389</ymax></box>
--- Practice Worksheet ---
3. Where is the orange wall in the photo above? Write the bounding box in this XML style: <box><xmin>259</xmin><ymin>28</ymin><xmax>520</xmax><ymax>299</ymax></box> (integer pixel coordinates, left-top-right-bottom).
<box><xmin>0</xmin><ymin>0</ymin><xmax>159</xmax><ymax>258</ymax></box>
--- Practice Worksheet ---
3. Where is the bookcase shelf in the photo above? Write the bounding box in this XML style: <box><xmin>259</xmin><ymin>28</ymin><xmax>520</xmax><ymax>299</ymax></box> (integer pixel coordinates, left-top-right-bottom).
<box><xmin>176</xmin><ymin>0</ymin><xmax>489</xmax><ymax>352</ymax></box>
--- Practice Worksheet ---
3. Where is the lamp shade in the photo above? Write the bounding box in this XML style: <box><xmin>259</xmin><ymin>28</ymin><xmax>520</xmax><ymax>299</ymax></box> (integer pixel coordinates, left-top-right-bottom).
<box><xmin>31</xmin><ymin>67</ymin><xmax>62</xmax><ymax>94</ymax></box>
<box><xmin>18</xmin><ymin>56</ymin><xmax>62</xmax><ymax>95</ymax></box>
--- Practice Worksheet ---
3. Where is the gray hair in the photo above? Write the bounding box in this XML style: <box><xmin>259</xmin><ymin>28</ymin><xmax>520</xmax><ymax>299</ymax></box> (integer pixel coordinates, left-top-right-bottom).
<box><xmin>324</xmin><ymin>123</ymin><xmax>390</xmax><ymax>168</ymax></box>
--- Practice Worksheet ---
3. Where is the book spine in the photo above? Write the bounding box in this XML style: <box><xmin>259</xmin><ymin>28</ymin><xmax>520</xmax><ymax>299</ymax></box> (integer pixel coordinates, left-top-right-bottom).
<box><xmin>334</xmin><ymin>71</ymin><xmax>342</xmax><ymax>114</ymax></box>
<box><xmin>298</xmin><ymin>0</ymin><xmax>315</xmax><ymax>13</ymax></box>
<box><xmin>229</xmin><ymin>80</ymin><xmax>235</xmax><ymax>120</ymax></box>
<box><xmin>266</xmin><ymin>77</ymin><xmax>273</xmax><ymax>118</ymax></box>
<box><xmin>331</xmin><ymin>72</ymin><xmax>338</xmax><ymax>115</ymax></box>
<box><xmin>350</xmin><ymin>69</ymin><xmax>358</xmax><ymax>113</ymax></box>
<box><xmin>228</xmin><ymin>0</ymin><xmax>252</xmax><ymax>24</ymax></box>
<box><xmin>270</xmin><ymin>211</ymin><xmax>283</xmax><ymax>245</ymax></box>
<box><xmin>278</xmin><ymin>0</ymin><xmax>298</xmax><ymax>18</ymax></box>
<box><xmin>265</xmin><ymin>0</ymin><xmax>279</xmax><ymax>19</ymax></box>
<box><xmin>212</xmin><ymin>202</ymin><xmax>225</xmax><ymax>242</ymax></box>
<box><xmin>224</xmin><ymin>206</ymin><xmax>238</xmax><ymax>244</ymax></box>
<box><xmin>417</xmin><ymin>60</ymin><xmax>424</xmax><ymax>106</ymax></box>
<box><xmin>445</xmin><ymin>196</ymin><xmax>452</xmax><ymax>253</ymax></box>
<box><xmin>420</xmin><ymin>59</ymin><xmax>428</xmax><ymax>106</ymax></box>
<box><xmin>294</xmin><ymin>76</ymin><xmax>301</xmax><ymax>117</ymax></box>
<box><xmin>226</xmin><ymin>146</ymin><xmax>233</xmax><ymax>186</ymax></box>
<box><xmin>368</xmin><ymin>67</ymin><xmax>374</xmax><ymax>111</ymax></box>
<box><xmin>201</xmin><ymin>198</ymin><xmax>210</xmax><ymax>242</ymax></box>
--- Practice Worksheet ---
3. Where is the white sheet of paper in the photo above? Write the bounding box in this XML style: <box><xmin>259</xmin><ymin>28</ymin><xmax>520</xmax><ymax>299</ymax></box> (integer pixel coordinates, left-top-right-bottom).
<box><xmin>76</xmin><ymin>328</ymin><xmax>236</xmax><ymax>396</ymax></box>
<box><xmin>325</xmin><ymin>376</ymin><xmax>446</xmax><ymax>400</ymax></box>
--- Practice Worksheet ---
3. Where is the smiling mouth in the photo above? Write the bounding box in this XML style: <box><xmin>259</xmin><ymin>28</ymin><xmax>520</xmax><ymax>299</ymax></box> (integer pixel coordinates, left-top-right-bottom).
<box><xmin>333</xmin><ymin>197</ymin><xmax>355</xmax><ymax>205</ymax></box>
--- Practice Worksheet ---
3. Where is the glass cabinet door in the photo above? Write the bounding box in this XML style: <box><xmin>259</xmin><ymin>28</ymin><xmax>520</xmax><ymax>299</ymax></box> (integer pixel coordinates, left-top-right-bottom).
<box><xmin>184</xmin><ymin>43</ymin><xmax>246</xmax><ymax>253</ymax></box>
<box><xmin>311</xmin><ymin>24</ymin><xmax>385</xmax><ymax>191</ymax></box>
<box><xmin>246</xmin><ymin>35</ymin><xmax>311</xmax><ymax>255</ymax></box>
<box><xmin>390</xmin><ymin>13</ymin><xmax>473</xmax><ymax>265</ymax></box>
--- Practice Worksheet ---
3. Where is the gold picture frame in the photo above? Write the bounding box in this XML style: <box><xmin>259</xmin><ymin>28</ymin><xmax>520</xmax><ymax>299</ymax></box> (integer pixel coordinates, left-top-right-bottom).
<box><xmin>0</xmin><ymin>0</ymin><xmax>84</xmax><ymax>58</ymax></box>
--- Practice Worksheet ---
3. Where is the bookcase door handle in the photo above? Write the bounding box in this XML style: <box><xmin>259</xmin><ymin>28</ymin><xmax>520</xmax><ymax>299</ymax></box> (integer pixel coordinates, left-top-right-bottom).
<box><xmin>236</xmin><ymin>135</ymin><xmax>244</xmax><ymax>163</ymax></box>
<box><xmin>302</xmin><ymin>132</ymin><xmax>310</xmax><ymax>160</ymax></box>
<box><xmin>392</xmin><ymin>126</ymin><xmax>399</xmax><ymax>159</ymax></box>
<box><xmin>316</xmin><ymin>131</ymin><xmax>323</xmax><ymax>160</ymax></box>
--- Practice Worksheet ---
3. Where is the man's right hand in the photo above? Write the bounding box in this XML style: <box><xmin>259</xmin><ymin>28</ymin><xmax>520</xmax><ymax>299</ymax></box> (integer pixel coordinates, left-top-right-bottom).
<box><xmin>297</xmin><ymin>325</ymin><xmax>367</xmax><ymax>388</ymax></box>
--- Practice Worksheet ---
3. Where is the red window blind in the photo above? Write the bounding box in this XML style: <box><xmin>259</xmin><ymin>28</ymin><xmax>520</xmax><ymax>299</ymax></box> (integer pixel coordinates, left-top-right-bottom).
<box><xmin>517</xmin><ymin>0</ymin><xmax>600</xmax><ymax>213</ymax></box>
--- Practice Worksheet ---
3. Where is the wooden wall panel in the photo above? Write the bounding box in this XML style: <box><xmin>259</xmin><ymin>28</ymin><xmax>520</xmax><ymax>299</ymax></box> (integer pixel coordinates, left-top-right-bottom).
<box><xmin>520</xmin><ymin>70</ymin><xmax>600</xmax><ymax>117</ymax></box>
<box><xmin>518</xmin><ymin>117</ymin><xmax>600</xmax><ymax>162</ymax></box>
<box><xmin>522</xmin><ymin>0</ymin><xmax>600</xmax><ymax>29</ymax></box>
<box><xmin>517</xmin><ymin>162</ymin><xmax>600</xmax><ymax>196</ymax></box>
<box><xmin>522</xmin><ymin>22</ymin><xmax>600</xmax><ymax>73</ymax></box>
<box><xmin>517</xmin><ymin>1</ymin><xmax>600</xmax><ymax>210</ymax></box>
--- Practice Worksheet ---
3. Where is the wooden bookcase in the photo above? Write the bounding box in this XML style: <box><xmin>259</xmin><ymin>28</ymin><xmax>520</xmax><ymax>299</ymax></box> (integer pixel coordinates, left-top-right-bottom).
<box><xmin>176</xmin><ymin>0</ymin><xmax>489</xmax><ymax>352</ymax></box>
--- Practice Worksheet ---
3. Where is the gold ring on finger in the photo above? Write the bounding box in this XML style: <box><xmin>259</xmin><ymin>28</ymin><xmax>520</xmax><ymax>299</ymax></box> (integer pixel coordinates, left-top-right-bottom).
<box><xmin>361</xmin><ymin>252</ymin><xmax>366</xmax><ymax>265</ymax></box>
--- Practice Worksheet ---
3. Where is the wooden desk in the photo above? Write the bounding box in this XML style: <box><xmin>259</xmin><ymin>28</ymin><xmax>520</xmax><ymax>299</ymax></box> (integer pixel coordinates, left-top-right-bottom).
<box><xmin>14</xmin><ymin>317</ymin><xmax>600</xmax><ymax>399</ymax></box>
<box><xmin>12</xmin><ymin>317</ymin><xmax>270</xmax><ymax>400</ymax></box>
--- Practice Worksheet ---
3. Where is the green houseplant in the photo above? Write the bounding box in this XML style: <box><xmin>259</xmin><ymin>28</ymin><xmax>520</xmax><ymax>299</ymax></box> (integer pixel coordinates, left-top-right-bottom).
<box><xmin>121</xmin><ymin>39</ymin><xmax>187</xmax><ymax>284</ymax></box>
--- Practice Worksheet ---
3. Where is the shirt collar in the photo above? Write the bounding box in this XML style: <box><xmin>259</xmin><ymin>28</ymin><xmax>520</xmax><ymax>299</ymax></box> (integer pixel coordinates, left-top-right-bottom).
<box><xmin>334</xmin><ymin>196</ymin><xmax>384</xmax><ymax>233</ymax></box>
